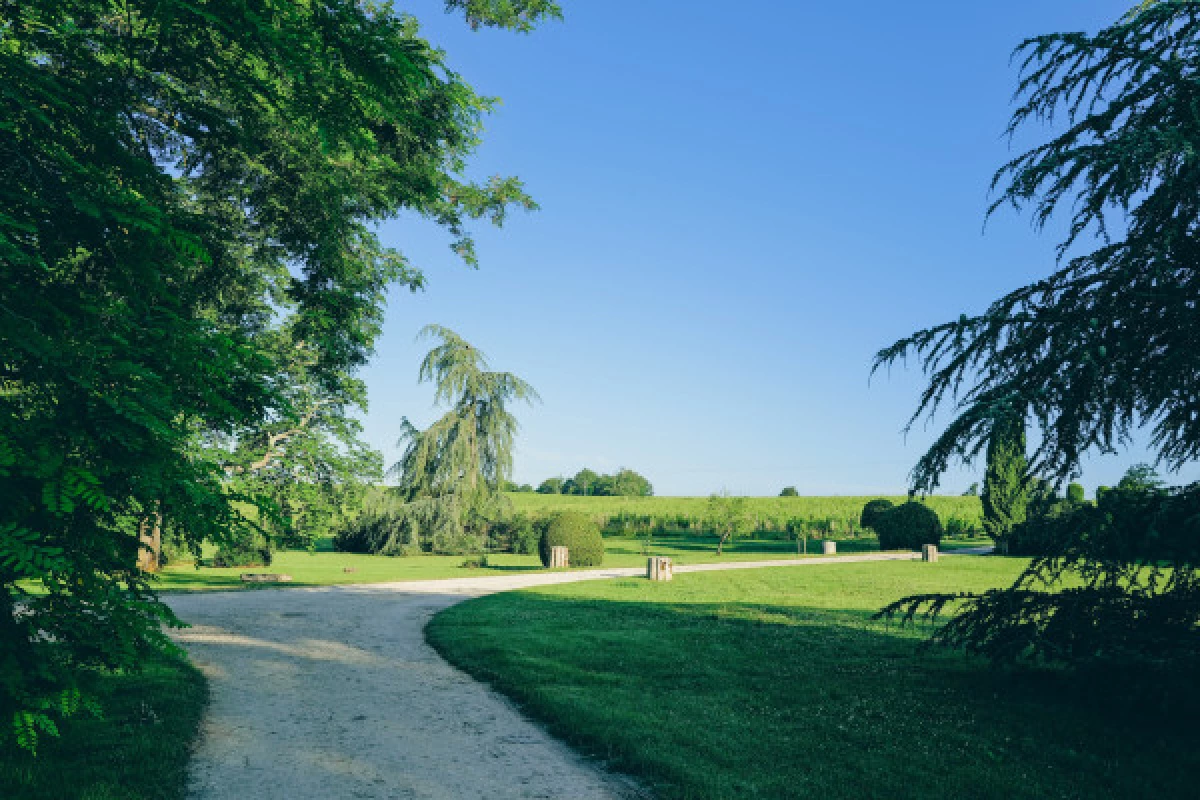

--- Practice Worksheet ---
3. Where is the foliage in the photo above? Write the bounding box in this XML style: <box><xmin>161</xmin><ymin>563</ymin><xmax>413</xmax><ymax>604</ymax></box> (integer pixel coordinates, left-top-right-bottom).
<box><xmin>980</xmin><ymin>414</ymin><xmax>1030</xmax><ymax>547</ymax></box>
<box><xmin>536</xmin><ymin>477</ymin><xmax>564</xmax><ymax>494</ymax></box>
<box><xmin>873</xmin><ymin>2</ymin><xmax>1200</xmax><ymax>492</ymax></box>
<box><xmin>779</xmin><ymin>486</ymin><xmax>799</xmax><ymax>497</ymax></box>
<box><xmin>859</xmin><ymin>498</ymin><xmax>895</xmax><ymax>531</ymax></box>
<box><xmin>488</xmin><ymin>513</ymin><xmax>542</xmax><ymax>555</ymax></box>
<box><xmin>879</xmin><ymin>482</ymin><xmax>1200</xmax><ymax>679</ymax></box>
<box><xmin>1066</xmin><ymin>482</ymin><xmax>1086</xmax><ymax>505</ymax></box>
<box><xmin>874</xmin><ymin>502</ymin><xmax>943</xmax><ymax>551</ymax></box>
<box><xmin>538</xmin><ymin>512</ymin><xmax>604</xmax><ymax>567</ymax></box>
<box><xmin>0</xmin><ymin>0</ymin><xmax>549</xmax><ymax>751</ymax></box>
<box><xmin>507</xmin><ymin>493</ymin><xmax>981</xmax><ymax>539</ymax></box>
<box><xmin>333</xmin><ymin>490</ymin><xmax>414</xmax><ymax>556</ymax></box>
<box><xmin>706</xmin><ymin>491</ymin><xmax>752</xmax><ymax>556</ymax></box>
<box><xmin>389</xmin><ymin>325</ymin><xmax>537</xmax><ymax>554</ymax></box>
<box><xmin>211</xmin><ymin>532</ymin><xmax>273</xmax><ymax>568</ymax></box>
<box><xmin>559</xmin><ymin>467</ymin><xmax>653</xmax><ymax>497</ymax></box>
<box><xmin>943</xmin><ymin>516</ymin><xmax>983</xmax><ymax>540</ymax></box>
<box><xmin>963</xmin><ymin>482</ymin><xmax>979</xmax><ymax>496</ymax></box>
<box><xmin>429</xmin><ymin>560</ymin><xmax>1200</xmax><ymax>800</ymax></box>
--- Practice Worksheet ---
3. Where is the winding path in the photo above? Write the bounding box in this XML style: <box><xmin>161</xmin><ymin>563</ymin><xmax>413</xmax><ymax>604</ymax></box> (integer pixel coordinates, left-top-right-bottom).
<box><xmin>166</xmin><ymin>551</ymin><xmax>948</xmax><ymax>799</ymax></box>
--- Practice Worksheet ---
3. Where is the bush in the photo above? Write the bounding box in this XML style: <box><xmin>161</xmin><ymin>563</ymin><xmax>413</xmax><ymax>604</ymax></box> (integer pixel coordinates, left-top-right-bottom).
<box><xmin>779</xmin><ymin>486</ymin><xmax>799</xmax><ymax>497</ymax></box>
<box><xmin>944</xmin><ymin>516</ymin><xmax>981</xmax><ymax>539</ymax></box>
<box><xmin>488</xmin><ymin>513</ymin><xmax>542</xmax><ymax>555</ymax></box>
<box><xmin>874</xmin><ymin>502</ymin><xmax>942</xmax><ymax>551</ymax></box>
<box><xmin>332</xmin><ymin>491</ymin><xmax>419</xmax><ymax>555</ymax></box>
<box><xmin>212</xmin><ymin>531</ymin><xmax>272</xmax><ymax>567</ymax></box>
<box><xmin>539</xmin><ymin>512</ymin><xmax>604</xmax><ymax>567</ymax></box>
<box><xmin>1067</xmin><ymin>482</ymin><xmax>1086</xmax><ymax>504</ymax></box>
<box><xmin>859</xmin><ymin>498</ymin><xmax>894</xmax><ymax>531</ymax></box>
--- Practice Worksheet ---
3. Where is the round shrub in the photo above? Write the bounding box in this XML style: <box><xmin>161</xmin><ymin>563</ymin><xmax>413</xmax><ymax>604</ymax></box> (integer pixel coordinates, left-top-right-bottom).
<box><xmin>874</xmin><ymin>502</ymin><xmax>942</xmax><ymax>551</ymax></box>
<box><xmin>539</xmin><ymin>512</ymin><xmax>604</xmax><ymax>568</ymax></box>
<box><xmin>859</xmin><ymin>498</ymin><xmax>895</xmax><ymax>531</ymax></box>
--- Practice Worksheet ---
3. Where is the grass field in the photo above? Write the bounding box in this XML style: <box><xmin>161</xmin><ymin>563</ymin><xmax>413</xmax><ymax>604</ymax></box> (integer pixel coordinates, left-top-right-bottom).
<box><xmin>427</xmin><ymin>558</ymin><xmax>1199</xmax><ymax>800</ymax></box>
<box><xmin>154</xmin><ymin>532</ymin><xmax>990</xmax><ymax>592</ymax></box>
<box><xmin>0</xmin><ymin>651</ymin><xmax>207</xmax><ymax>800</ymax></box>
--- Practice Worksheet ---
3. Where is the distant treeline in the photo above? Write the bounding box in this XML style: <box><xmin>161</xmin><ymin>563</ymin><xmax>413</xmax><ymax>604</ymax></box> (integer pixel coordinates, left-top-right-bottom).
<box><xmin>506</xmin><ymin>468</ymin><xmax>654</xmax><ymax>497</ymax></box>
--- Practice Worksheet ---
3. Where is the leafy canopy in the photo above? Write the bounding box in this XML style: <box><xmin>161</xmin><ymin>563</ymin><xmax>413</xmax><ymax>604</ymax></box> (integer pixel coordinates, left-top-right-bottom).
<box><xmin>1</xmin><ymin>0</ymin><xmax>546</xmax><ymax>751</ymax></box>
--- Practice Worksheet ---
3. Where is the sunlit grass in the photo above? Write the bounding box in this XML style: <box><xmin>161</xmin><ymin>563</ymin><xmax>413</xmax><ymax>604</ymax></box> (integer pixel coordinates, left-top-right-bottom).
<box><xmin>428</xmin><ymin>558</ymin><xmax>1198</xmax><ymax>800</ymax></box>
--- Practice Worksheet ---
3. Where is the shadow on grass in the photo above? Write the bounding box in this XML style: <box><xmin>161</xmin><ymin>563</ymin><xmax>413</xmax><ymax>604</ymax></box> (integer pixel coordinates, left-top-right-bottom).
<box><xmin>428</xmin><ymin>591</ymin><xmax>1200</xmax><ymax>800</ymax></box>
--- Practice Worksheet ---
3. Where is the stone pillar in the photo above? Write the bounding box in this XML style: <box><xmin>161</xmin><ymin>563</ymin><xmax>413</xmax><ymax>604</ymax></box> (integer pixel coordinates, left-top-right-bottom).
<box><xmin>550</xmin><ymin>546</ymin><xmax>569</xmax><ymax>568</ymax></box>
<box><xmin>922</xmin><ymin>544</ymin><xmax>939</xmax><ymax>563</ymax></box>
<box><xmin>822</xmin><ymin>541</ymin><xmax>836</xmax><ymax>555</ymax></box>
<box><xmin>647</xmin><ymin>557</ymin><xmax>673</xmax><ymax>581</ymax></box>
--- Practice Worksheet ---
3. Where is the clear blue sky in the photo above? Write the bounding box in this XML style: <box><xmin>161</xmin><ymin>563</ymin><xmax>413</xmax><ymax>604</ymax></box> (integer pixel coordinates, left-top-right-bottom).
<box><xmin>359</xmin><ymin>0</ymin><xmax>1196</xmax><ymax>497</ymax></box>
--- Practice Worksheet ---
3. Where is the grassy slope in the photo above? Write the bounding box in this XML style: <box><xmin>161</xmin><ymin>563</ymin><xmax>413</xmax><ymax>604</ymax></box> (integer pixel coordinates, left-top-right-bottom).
<box><xmin>153</xmin><ymin>533</ymin><xmax>991</xmax><ymax>592</ymax></box>
<box><xmin>0</xmin><ymin>651</ymin><xmax>207</xmax><ymax>800</ymax></box>
<box><xmin>427</xmin><ymin>559</ymin><xmax>1199</xmax><ymax>800</ymax></box>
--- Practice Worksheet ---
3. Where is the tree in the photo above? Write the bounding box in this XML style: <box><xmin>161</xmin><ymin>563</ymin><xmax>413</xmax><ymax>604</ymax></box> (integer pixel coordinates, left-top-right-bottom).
<box><xmin>874</xmin><ymin>3</ymin><xmax>1200</xmax><ymax>674</ymax></box>
<box><xmin>612</xmin><ymin>468</ymin><xmax>654</xmax><ymax>497</ymax></box>
<box><xmin>390</xmin><ymin>325</ymin><xmax>538</xmax><ymax>552</ymax></box>
<box><xmin>536</xmin><ymin>477</ymin><xmax>565</xmax><ymax>494</ymax></box>
<box><xmin>707</xmin><ymin>491</ymin><xmax>750</xmax><ymax>556</ymax></box>
<box><xmin>1066</xmin><ymin>482</ymin><xmax>1086</xmax><ymax>505</ymax></box>
<box><xmin>563</xmin><ymin>468</ymin><xmax>601</xmax><ymax>496</ymax></box>
<box><xmin>873</xmin><ymin>2</ymin><xmax>1200</xmax><ymax>491</ymax></box>
<box><xmin>980</xmin><ymin>414</ymin><xmax>1030</xmax><ymax>549</ymax></box>
<box><xmin>779</xmin><ymin>486</ymin><xmax>799</xmax><ymax>497</ymax></box>
<box><xmin>1</xmin><ymin>0</ymin><xmax>552</xmax><ymax>752</ymax></box>
<box><xmin>963</xmin><ymin>483</ymin><xmax>980</xmax><ymax>497</ymax></box>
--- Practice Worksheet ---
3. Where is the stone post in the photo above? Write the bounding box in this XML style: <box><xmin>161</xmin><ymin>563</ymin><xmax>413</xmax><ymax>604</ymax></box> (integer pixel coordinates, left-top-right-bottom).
<box><xmin>550</xmin><ymin>546</ymin><xmax>569</xmax><ymax>568</ymax></box>
<box><xmin>647</xmin><ymin>557</ymin><xmax>673</xmax><ymax>581</ymax></box>
<box><xmin>822</xmin><ymin>541</ymin><xmax>836</xmax><ymax>555</ymax></box>
<box><xmin>922</xmin><ymin>544</ymin><xmax>939</xmax><ymax>563</ymax></box>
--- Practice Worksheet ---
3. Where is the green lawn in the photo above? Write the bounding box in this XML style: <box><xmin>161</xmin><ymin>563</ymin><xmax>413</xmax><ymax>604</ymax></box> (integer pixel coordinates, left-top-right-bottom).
<box><xmin>154</xmin><ymin>532</ymin><xmax>984</xmax><ymax>594</ymax></box>
<box><xmin>427</xmin><ymin>558</ymin><xmax>1199</xmax><ymax>800</ymax></box>
<box><xmin>154</xmin><ymin>534</ymin><xmax>991</xmax><ymax>592</ymax></box>
<box><xmin>0</xmin><ymin>651</ymin><xmax>207</xmax><ymax>800</ymax></box>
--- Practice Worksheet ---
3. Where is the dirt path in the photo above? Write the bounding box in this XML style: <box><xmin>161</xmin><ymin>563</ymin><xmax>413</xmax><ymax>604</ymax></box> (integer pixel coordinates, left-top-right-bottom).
<box><xmin>166</xmin><ymin>552</ymin><xmax>930</xmax><ymax>799</ymax></box>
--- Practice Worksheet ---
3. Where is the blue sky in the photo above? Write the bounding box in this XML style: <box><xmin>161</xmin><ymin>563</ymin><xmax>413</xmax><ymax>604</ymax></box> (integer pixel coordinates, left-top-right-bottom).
<box><xmin>358</xmin><ymin>0</ymin><xmax>1195</xmax><ymax>497</ymax></box>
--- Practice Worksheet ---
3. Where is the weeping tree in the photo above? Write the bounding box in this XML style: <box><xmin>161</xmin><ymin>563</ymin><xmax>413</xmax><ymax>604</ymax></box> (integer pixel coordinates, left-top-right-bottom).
<box><xmin>874</xmin><ymin>3</ymin><xmax>1200</xmax><ymax>672</ymax></box>
<box><xmin>389</xmin><ymin>325</ymin><xmax>538</xmax><ymax>553</ymax></box>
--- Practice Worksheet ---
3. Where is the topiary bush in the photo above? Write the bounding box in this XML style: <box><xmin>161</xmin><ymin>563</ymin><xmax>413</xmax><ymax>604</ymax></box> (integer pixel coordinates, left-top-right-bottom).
<box><xmin>874</xmin><ymin>502</ymin><xmax>942</xmax><ymax>551</ymax></box>
<box><xmin>539</xmin><ymin>512</ymin><xmax>604</xmax><ymax>567</ymax></box>
<box><xmin>860</xmin><ymin>498</ymin><xmax>895</xmax><ymax>531</ymax></box>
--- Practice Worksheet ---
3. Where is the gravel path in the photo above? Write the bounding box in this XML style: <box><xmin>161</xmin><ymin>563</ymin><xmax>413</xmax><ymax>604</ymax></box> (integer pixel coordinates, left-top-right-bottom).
<box><xmin>166</xmin><ymin>552</ymin><xmax>927</xmax><ymax>799</ymax></box>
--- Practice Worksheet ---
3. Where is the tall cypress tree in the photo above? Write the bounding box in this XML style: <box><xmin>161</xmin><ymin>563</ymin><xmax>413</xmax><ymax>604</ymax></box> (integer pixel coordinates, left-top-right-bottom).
<box><xmin>980</xmin><ymin>414</ymin><xmax>1030</xmax><ymax>548</ymax></box>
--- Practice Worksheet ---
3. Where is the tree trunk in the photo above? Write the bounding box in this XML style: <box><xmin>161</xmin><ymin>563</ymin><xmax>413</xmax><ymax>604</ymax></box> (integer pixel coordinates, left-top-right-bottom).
<box><xmin>717</xmin><ymin>532</ymin><xmax>728</xmax><ymax>556</ymax></box>
<box><xmin>137</xmin><ymin>509</ymin><xmax>163</xmax><ymax>573</ymax></box>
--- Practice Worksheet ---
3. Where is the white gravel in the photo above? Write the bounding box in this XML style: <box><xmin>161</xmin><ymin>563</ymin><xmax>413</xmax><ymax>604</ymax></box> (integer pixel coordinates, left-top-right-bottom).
<box><xmin>166</xmin><ymin>553</ymin><xmax>924</xmax><ymax>799</ymax></box>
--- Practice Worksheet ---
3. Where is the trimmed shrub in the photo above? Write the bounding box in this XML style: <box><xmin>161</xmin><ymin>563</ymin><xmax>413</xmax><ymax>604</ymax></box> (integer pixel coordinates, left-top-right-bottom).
<box><xmin>539</xmin><ymin>512</ymin><xmax>604</xmax><ymax>567</ymax></box>
<box><xmin>212</xmin><ymin>531</ymin><xmax>272</xmax><ymax>567</ymax></box>
<box><xmin>859</xmin><ymin>498</ymin><xmax>895</xmax><ymax>531</ymax></box>
<box><xmin>874</xmin><ymin>502</ymin><xmax>942</xmax><ymax>551</ymax></box>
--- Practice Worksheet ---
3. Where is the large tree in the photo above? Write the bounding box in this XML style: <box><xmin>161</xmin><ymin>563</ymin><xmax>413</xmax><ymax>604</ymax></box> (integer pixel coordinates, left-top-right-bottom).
<box><xmin>875</xmin><ymin>3</ymin><xmax>1200</xmax><ymax>672</ymax></box>
<box><xmin>390</xmin><ymin>325</ymin><xmax>538</xmax><ymax>552</ymax></box>
<box><xmin>1</xmin><ymin>0</ymin><xmax>554</xmax><ymax>751</ymax></box>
